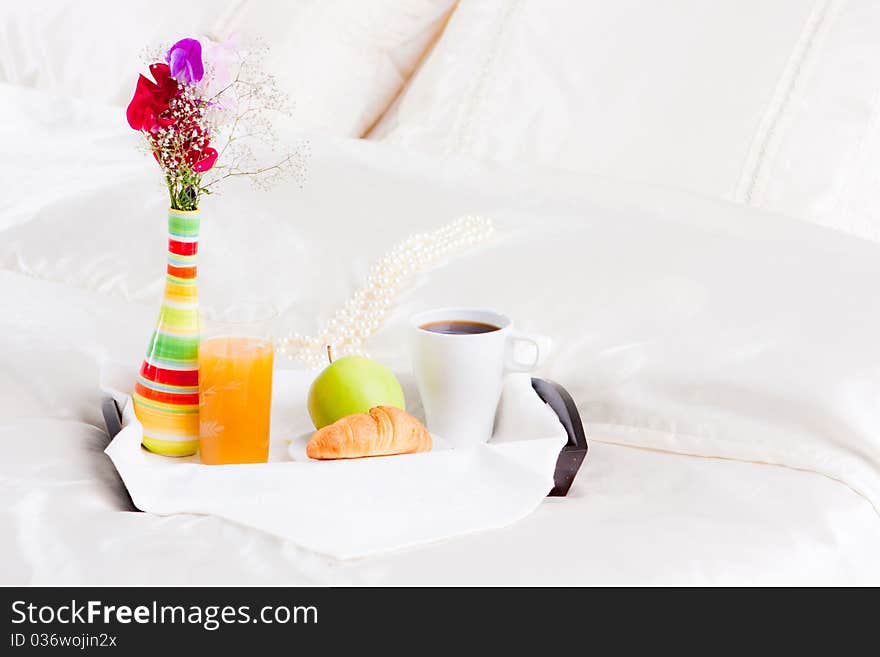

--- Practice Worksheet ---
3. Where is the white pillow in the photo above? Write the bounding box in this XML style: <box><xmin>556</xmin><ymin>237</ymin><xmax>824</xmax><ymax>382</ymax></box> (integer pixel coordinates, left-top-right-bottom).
<box><xmin>371</xmin><ymin>0</ymin><xmax>880</xmax><ymax>241</ymax></box>
<box><xmin>0</xmin><ymin>0</ymin><xmax>456</xmax><ymax>137</ymax></box>
<box><xmin>228</xmin><ymin>0</ymin><xmax>457</xmax><ymax>137</ymax></box>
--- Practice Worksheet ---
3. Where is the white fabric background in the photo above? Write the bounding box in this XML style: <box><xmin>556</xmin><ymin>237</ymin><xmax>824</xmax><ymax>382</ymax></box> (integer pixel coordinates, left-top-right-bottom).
<box><xmin>0</xmin><ymin>272</ymin><xmax>877</xmax><ymax>585</ymax></box>
<box><xmin>3</xmin><ymin>2</ymin><xmax>880</xmax><ymax>583</ymax></box>
<box><xmin>0</xmin><ymin>0</ymin><xmax>455</xmax><ymax>136</ymax></box>
<box><xmin>1</xmin><ymin>83</ymin><xmax>880</xmax><ymax>583</ymax></box>
<box><xmin>372</xmin><ymin>0</ymin><xmax>880</xmax><ymax>242</ymax></box>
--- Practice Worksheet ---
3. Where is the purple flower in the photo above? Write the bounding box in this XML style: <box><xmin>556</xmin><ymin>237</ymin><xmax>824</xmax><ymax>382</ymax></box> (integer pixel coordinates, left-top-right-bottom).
<box><xmin>165</xmin><ymin>38</ymin><xmax>204</xmax><ymax>85</ymax></box>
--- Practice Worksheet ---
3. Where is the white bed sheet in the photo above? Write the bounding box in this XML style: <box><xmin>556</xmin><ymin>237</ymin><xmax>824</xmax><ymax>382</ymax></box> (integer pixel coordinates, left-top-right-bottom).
<box><xmin>0</xmin><ymin>271</ymin><xmax>877</xmax><ymax>585</ymax></box>
<box><xmin>2</xmin><ymin>85</ymin><xmax>880</xmax><ymax>584</ymax></box>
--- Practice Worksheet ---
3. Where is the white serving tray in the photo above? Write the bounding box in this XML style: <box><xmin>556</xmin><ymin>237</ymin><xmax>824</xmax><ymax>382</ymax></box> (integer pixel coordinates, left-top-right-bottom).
<box><xmin>100</xmin><ymin>367</ymin><xmax>576</xmax><ymax>559</ymax></box>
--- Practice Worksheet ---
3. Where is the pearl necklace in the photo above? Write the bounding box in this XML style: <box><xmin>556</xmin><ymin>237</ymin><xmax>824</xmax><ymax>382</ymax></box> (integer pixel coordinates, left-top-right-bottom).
<box><xmin>278</xmin><ymin>215</ymin><xmax>494</xmax><ymax>369</ymax></box>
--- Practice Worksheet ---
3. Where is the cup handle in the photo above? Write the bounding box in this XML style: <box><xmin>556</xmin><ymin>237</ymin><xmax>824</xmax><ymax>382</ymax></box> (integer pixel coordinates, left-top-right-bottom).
<box><xmin>505</xmin><ymin>330</ymin><xmax>541</xmax><ymax>372</ymax></box>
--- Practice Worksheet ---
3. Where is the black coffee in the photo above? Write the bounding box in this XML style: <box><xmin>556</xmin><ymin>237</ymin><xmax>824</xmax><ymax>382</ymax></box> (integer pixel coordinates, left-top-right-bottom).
<box><xmin>420</xmin><ymin>320</ymin><xmax>501</xmax><ymax>335</ymax></box>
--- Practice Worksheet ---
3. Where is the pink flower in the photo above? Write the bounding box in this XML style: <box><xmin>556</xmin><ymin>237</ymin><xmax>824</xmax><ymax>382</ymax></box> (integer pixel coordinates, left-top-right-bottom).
<box><xmin>197</xmin><ymin>35</ymin><xmax>241</xmax><ymax>116</ymax></box>
<box><xmin>166</xmin><ymin>38</ymin><xmax>204</xmax><ymax>85</ymax></box>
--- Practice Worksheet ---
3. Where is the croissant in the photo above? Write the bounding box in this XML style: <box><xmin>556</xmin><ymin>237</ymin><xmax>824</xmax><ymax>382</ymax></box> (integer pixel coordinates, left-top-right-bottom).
<box><xmin>306</xmin><ymin>405</ymin><xmax>432</xmax><ymax>460</ymax></box>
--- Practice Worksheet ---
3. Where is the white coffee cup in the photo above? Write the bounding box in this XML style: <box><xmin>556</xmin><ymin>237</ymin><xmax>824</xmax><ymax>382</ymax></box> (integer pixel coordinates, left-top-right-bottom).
<box><xmin>410</xmin><ymin>308</ymin><xmax>541</xmax><ymax>447</ymax></box>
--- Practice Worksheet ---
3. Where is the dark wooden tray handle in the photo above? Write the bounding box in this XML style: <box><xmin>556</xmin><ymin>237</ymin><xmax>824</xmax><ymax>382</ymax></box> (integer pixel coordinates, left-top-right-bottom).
<box><xmin>530</xmin><ymin>378</ymin><xmax>589</xmax><ymax>497</ymax></box>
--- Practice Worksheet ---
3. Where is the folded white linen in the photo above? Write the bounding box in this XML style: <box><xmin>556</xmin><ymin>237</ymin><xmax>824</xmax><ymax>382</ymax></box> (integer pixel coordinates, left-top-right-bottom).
<box><xmin>1</xmin><ymin>247</ymin><xmax>879</xmax><ymax>584</ymax></box>
<box><xmin>4</xmin><ymin>96</ymin><xmax>880</xmax><ymax>520</ymax></box>
<box><xmin>103</xmin><ymin>367</ymin><xmax>567</xmax><ymax>559</ymax></box>
<box><xmin>4</xmin><ymin>82</ymin><xmax>880</xmax><ymax>581</ymax></box>
<box><xmin>0</xmin><ymin>0</ymin><xmax>455</xmax><ymax>137</ymax></box>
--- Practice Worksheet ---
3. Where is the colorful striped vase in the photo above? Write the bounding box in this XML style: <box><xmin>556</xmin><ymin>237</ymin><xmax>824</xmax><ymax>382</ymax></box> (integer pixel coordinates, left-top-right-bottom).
<box><xmin>132</xmin><ymin>208</ymin><xmax>201</xmax><ymax>456</ymax></box>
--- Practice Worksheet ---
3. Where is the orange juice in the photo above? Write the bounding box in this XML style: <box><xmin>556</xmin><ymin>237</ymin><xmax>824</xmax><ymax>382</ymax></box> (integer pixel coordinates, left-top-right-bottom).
<box><xmin>198</xmin><ymin>336</ymin><xmax>274</xmax><ymax>465</ymax></box>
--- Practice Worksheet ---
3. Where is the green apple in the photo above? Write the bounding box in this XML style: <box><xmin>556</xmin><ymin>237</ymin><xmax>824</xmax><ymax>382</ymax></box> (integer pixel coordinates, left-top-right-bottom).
<box><xmin>307</xmin><ymin>355</ymin><xmax>406</xmax><ymax>429</ymax></box>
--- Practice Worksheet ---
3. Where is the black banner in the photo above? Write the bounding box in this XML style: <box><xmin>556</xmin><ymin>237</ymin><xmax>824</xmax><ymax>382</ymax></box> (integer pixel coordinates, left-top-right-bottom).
<box><xmin>2</xmin><ymin>587</ymin><xmax>588</xmax><ymax>652</ymax></box>
<box><xmin>0</xmin><ymin>586</ymin><xmax>865</xmax><ymax>653</ymax></box>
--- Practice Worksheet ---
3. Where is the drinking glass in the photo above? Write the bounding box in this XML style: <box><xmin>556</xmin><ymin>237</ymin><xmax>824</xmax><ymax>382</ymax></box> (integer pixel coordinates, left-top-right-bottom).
<box><xmin>198</xmin><ymin>304</ymin><xmax>276</xmax><ymax>465</ymax></box>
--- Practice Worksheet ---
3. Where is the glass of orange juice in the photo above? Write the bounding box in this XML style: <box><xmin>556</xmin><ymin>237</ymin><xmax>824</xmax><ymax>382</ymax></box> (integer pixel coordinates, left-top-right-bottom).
<box><xmin>198</xmin><ymin>305</ymin><xmax>276</xmax><ymax>465</ymax></box>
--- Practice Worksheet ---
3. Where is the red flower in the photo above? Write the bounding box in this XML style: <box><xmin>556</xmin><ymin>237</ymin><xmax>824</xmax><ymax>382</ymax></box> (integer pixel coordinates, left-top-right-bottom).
<box><xmin>127</xmin><ymin>62</ymin><xmax>218</xmax><ymax>174</ymax></box>
<box><xmin>179</xmin><ymin>123</ymin><xmax>218</xmax><ymax>172</ymax></box>
<box><xmin>126</xmin><ymin>63</ymin><xmax>179</xmax><ymax>133</ymax></box>
<box><xmin>189</xmin><ymin>146</ymin><xmax>218</xmax><ymax>172</ymax></box>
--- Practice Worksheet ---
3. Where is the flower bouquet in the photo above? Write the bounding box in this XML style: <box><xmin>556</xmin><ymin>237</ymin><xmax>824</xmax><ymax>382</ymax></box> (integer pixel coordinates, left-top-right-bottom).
<box><xmin>126</xmin><ymin>36</ymin><xmax>305</xmax><ymax>456</ymax></box>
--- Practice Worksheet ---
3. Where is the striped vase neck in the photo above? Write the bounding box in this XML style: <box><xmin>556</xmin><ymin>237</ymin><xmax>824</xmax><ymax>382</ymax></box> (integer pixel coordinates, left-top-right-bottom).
<box><xmin>166</xmin><ymin>208</ymin><xmax>200</xmax><ymax>293</ymax></box>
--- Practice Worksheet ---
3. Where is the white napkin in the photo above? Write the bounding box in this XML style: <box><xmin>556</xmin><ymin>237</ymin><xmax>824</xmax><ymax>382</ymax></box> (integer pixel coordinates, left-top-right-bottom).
<box><xmin>103</xmin><ymin>367</ymin><xmax>567</xmax><ymax>559</ymax></box>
